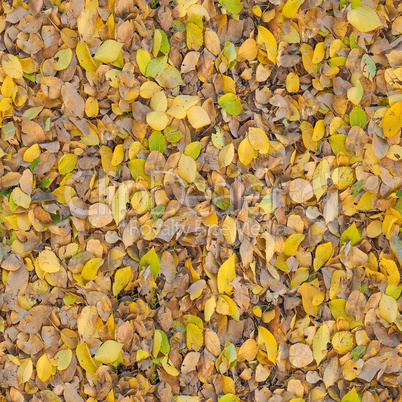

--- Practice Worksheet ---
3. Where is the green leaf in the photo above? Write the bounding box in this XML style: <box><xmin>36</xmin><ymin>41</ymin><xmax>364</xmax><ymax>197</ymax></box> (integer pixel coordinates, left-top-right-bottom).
<box><xmin>146</xmin><ymin>55</ymin><xmax>168</xmax><ymax>79</ymax></box>
<box><xmin>341</xmin><ymin>387</ymin><xmax>360</xmax><ymax>402</ymax></box>
<box><xmin>58</xmin><ymin>154</ymin><xmax>78</xmax><ymax>175</ymax></box>
<box><xmin>54</xmin><ymin>48</ymin><xmax>73</xmax><ymax>71</ymax></box>
<box><xmin>350</xmin><ymin>180</ymin><xmax>364</xmax><ymax>197</ymax></box>
<box><xmin>149</xmin><ymin>131</ymin><xmax>165</xmax><ymax>153</ymax></box>
<box><xmin>28</xmin><ymin>158</ymin><xmax>39</xmax><ymax>172</ymax></box>
<box><xmin>150</xmin><ymin>205</ymin><xmax>165</xmax><ymax>221</ymax></box>
<box><xmin>349</xmin><ymin>106</ymin><xmax>366</xmax><ymax>129</ymax></box>
<box><xmin>164</xmin><ymin>126</ymin><xmax>183</xmax><ymax>143</ymax></box>
<box><xmin>340</xmin><ymin>223</ymin><xmax>361</xmax><ymax>246</ymax></box>
<box><xmin>184</xmin><ymin>141</ymin><xmax>201</xmax><ymax>160</ymax></box>
<box><xmin>218</xmin><ymin>93</ymin><xmax>242</xmax><ymax>116</ymax></box>
<box><xmin>218</xmin><ymin>0</ymin><xmax>243</xmax><ymax>14</ymax></box>
<box><xmin>212</xmin><ymin>126</ymin><xmax>225</xmax><ymax>149</ymax></box>
<box><xmin>362</xmin><ymin>54</ymin><xmax>376</xmax><ymax>78</ymax></box>
<box><xmin>139</xmin><ymin>247</ymin><xmax>160</xmax><ymax>279</ymax></box>
<box><xmin>351</xmin><ymin>345</ymin><xmax>365</xmax><ymax>362</ymax></box>
<box><xmin>153</xmin><ymin>29</ymin><xmax>170</xmax><ymax>56</ymax></box>
<box><xmin>22</xmin><ymin>106</ymin><xmax>44</xmax><ymax>120</ymax></box>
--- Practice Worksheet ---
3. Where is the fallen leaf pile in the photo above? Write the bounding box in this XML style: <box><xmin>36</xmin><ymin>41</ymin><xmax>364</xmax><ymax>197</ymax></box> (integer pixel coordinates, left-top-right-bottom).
<box><xmin>1</xmin><ymin>0</ymin><xmax>402</xmax><ymax>400</ymax></box>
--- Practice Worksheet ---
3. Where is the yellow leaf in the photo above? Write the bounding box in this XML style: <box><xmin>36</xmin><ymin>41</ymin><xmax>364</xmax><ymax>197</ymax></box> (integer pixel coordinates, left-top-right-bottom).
<box><xmin>332</xmin><ymin>331</ymin><xmax>354</xmax><ymax>354</ymax></box>
<box><xmin>152</xmin><ymin>329</ymin><xmax>163</xmax><ymax>357</ymax></box>
<box><xmin>0</xmin><ymin>97</ymin><xmax>12</xmax><ymax>112</ymax></box>
<box><xmin>76</xmin><ymin>342</ymin><xmax>99</xmax><ymax>373</ymax></box>
<box><xmin>219</xmin><ymin>143</ymin><xmax>235</xmax><ymax>167</ymax></box>
<box><xmin>77</xmin><ymin>305</ymin><xmax>98</xmax><ymax>341</ymax></box>
<box><xmin>332</xmin><ymin>166</ymin><xmax>354</xmax><ymax>190</ymax></box>
<box><xmin>379</xmin><ymin>293</ymin><xmax>397</xmax><ymax>323</ymax></box>
<box><xmin>112</xmin><ymin>182</ymin><xmax>130</xmax><ymax>224</ymax></box>
<box><xmin>77</xmin><ymin>0</ymin><xmax>98</xmax><ymax>40</ymax></box>
<box><xmin>257</xmin><ymin>326</ymin><xmax>277</xmax><ymax>364</ymax></box>
<box><xmin>238</xmin><ymin>339</ymin><xmax>258</xmax><ymax>361</ymax></box>
<box><xmin>282</xmin><ymin>0</ymin><xmax>305</xmax><ymax>19</ymax></box>
<box><xmin>187</xmin><ymin>23</ymin><xmax>203</xmax><ymax>51</ymax></box>
<box><xmin>11</xmin><ymin>188</ymin><xmax>31</xmax><ymax>209</ymax></box>
<box><xmin>1</xmin><ymin>76</ymin><xmax>14</xmax><ymax>98</ymax></box>
<box><xmin>113</xmin><ymin>266</ymin><xmax>132</xmax><ymax>296</ymax></box>
<box><xmin>204</xmin><ymin>296</ymin><xmax>216</xmax><ymax>321</ymax></box>
<box><xmin>38</xmin><ymin>250</ymin><xmax>61</xmax><ymax>273</ymax></box>
<box><xmin>298</xmin><ymin>279</ymin><xmax>324</xmax><ymax>316</ymax></box>
<box><xmin>131</xmin><ymin>191</ymin><xmax>151</xmax><ymax>214</ymax></box>
<box><xmin>111</xmin><ymin>144</ymin><xmax>124</xmax><ymax>166</ymax></box>
<box><xmin>301</xmin><ymin>120</ymin><xmax>318</xmax><ymax>151</ymax></box>
<box><xmin>257</xmin><ymin>26</ymin><xmax>277</xmax><ymax>64</ymax></box>
<box><xmin>17</xmin><ymin>359</ymin><xmax>33</xmax><ymax>384</ymax></box>
<box><xmin>178</xmin><ymin>153</ymin><xmax>197</xmax><ymax>183</ymax></box>
<box><xmin>94</xmin><ymin>40</ymin><xmax>123</xmax><ymax>64</ymax></box>
<box><xmin>81</xmin><ymin>258</ymin><xmax>104</xmax><ymax>280</ymax></box>
<box><xmin>367</xmin><ymin>220</ymin><xmax>382</xmax><ymax>238</ymax></box>
<box><xmin>53</xmin><ymin>349</ymin><xmax>72</xmax><ymax>371</ymax></box>
<box><xmin>2</xmin><ymin>54</ymin><xmax>23</xmax><ymax>79</ymax></box>
<box><xmin>383</xmin><ymin>102</ymin><xmax>402</xmax><ymax>137</ymax></box>
<box><xmin>85</xmin><ymin>96</ymin><xmax>99</xmax><ymax>118</ymax></box>
<box><xmin>343</xmin><ymin>359</ymin><xmax>363</xmax><ymax>381</ymax></box>
<box><xmin>150</xmin><ymin>91</ymin><xmax>167</xmax><ymax>112</ymax></box>
<box><xmin>94</xmin><ymin>340</ymin><xmax>123</xmax><ymax>364</ymax></box>
<box><xmin>286</xmin><ymin>72</ymin><xmax>299</xmax><ymax>93</ymax></box>
<box><xmin>347</xmin><ymin>6</ymin><xmax>382</xmax><ymax>33</ymax></box>
<box><xmin>238</xmin><ymin>137</ymin><xmax>254</xmax><ymax>165</ymax></box>
<box><xmin>146</xmin><ymin>111</ymin><xmax>169</xmax><ymax>131</ymax></box>
<box><xmin>312</xmin><ymin>119</ymin><xmax>325</xmax><ymax>141</ymax></box>
<box><xmin>248</xmin><ymin>127</ymin><xmax>269</xmax><ymax>154</ymax></box>
<box><xmin>283</xmin><ymin>233</ymin><xmax>305</xmax><ymax>256</ymax></box>
<box><xmin>161</xmin><ymin>356</ymin><xmax>180</xmax><ymax>377</ymax></box>
<box><xmin>222</xmin><ymin>75</ymin><xmax>236</xmax><ymax>94</ymax></box>
<box><xmin>347</xmin><ymin>80</ymin><xmax>363</xmax><ymax>105</ymax></box>
<box><xmin>237</xmin><ymin>38</ymin><xmax>258</xmax><ymax>62</ymax></box>
<box><xmin>222</xmin><ymin>216</ymin><xmax>236</xmax><ymax>245</ymax></box>
<box><xmin>186</xmin><ymin>323</ymin><xmax>203</xmax><ymax>351</ymax></box>
<box><xmin>136</xmin><ymin>349</ymin><xmax>150</xmax><ymax>362</ymax></box>
<box><xmin>137</xmin><ymin>49</ymin><xmax>151</xmax><ymax>76</ymax></box>
<box><xmin>314</xmin><ymin>242</ymin><xmax>333</xmax><ymax>271</ymax></box>
<box><xmin>36</xmin><ymin>354</ymin><xmax>52</xmax><ymax>382</ymax></box>
<box><xmin>166</xmin><ymin>95</ymin><xmax>199</xmax><ymax>119</ymax></box>
<box><xmin>312</xmin><ymin>323</ymin><xmax>330</xmax><ymax>365</ymax></box>
<box><xmin>186</xmin><ymin>105</ymin><xmax>211</xmax><ymax>129</ymax></box>
<box><xmin>58</xmin><ymin>153</ymin><xmax>78</xmax><ymax>175</ymax></box>
<box><xmin>300</xmin><ymin>44</ymin><xmax>318</xmax><ymax>75</ymax></box>
<box><xmin>76</xmin><ymin>41</ymin><xmax>98</xmax><ymax>73</ymax></box>
<box><xmin>341</xmin><ymin>387</ymin><xmax>360</xmax><ymax>402</ymax></box>
<box><xmin>290</xmin><ymin>267</ymin><xmax>309</xmax><ymax>290</ymax></box>
<box><xmin>52</xmin><ymin>186</ymin><xmax>76</xmax><ymax>203</ymax></box>
<box><xmin>356</xmin><ymin>192</ymin><xmax>376</xmax><ymax>211</ymax></box>
<box><xmin>312</xmin><ymin>42</ymin><xmax>325</xmax><ymax>64</ymax></box>
<box><xmin>53</xmin><ymin>48</ymin><xmax>73</xmax><ymax>71</ymax></box>
<box><xmin>217</xmin><ymin>255</ymin><xmax>236</xmax><ymax>294</ymax></box>
<box><xmin>216</xmin><ymin>295</ymin><xmax>238</xmax><ymax>317</ymax></box>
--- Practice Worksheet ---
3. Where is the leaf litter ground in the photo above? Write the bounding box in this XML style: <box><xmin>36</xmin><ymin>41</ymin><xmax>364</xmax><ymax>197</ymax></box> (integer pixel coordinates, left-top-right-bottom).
<box><xmin>0</xmin><ymin>0</ymin><xmax>402</xmax><ymax>401</ymax></box>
